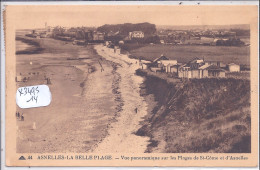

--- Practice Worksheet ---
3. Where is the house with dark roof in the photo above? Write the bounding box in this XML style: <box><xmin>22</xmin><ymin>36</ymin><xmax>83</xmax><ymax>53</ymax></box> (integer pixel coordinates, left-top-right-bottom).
<box><xmin>153</xmin><ymin>54</ymin><xmax>169</xmax><ymax>63</ymax></box>
<box><xmin>149</xmin><ymin>54</ymin><xmax>169</xmax><ymax>72</ymax></box>
<box><xmin>178</xmin><ymin>58</ymin><xmax>225</xmax><ymax>79</ymax></box>
<box><xmin>199</xmin><ymin>64</ymin><xmax>226</xmax><ymax>78</ymax></box>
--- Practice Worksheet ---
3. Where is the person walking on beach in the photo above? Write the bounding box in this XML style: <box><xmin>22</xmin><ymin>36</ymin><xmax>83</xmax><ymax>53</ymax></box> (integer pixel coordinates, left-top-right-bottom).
<box><xmin>17</xmin><ymin>112</ymin><xmax>20</xmax><ymax>119</ymax></box>
<box><xmin>135</xmin><ymin>107</ymin><xmax>138</xmax><ymax>113</ymax></box>
<box><xmin>21</xmin><ymin>113</ymin><xmax>24</xmax><ymax>121</ymax></box>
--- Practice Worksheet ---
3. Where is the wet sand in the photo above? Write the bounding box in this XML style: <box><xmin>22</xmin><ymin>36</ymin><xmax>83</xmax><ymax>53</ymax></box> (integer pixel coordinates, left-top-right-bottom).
<box><xmin>16</xmin><ymin>38</ymin><xmax>118</xmax><ymax>153</ymax></box>
<box><xmin>16</xmin><ymin>37</ymin><xmax>149</xmax><ymax>153</ymax></box>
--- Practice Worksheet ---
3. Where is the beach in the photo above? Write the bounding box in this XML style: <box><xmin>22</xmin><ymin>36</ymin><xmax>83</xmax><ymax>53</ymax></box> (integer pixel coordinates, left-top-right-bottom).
<box><xmin>16</xmin><ymin>37</ymin><xmax>149</xmax><ymax>153</ymax></box>
<box><xmin>92</xmin><ymin>45</ymin><xmax>150</xmax><ymax>153</ymax></box>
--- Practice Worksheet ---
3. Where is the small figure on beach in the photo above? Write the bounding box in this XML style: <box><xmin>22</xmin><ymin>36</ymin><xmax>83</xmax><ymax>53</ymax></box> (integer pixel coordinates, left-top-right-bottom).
<box><xmin>21</xmin><ymin>113</ymin><xmax>24</xmax><ymax>121</ymax></box>
<box><xmin>47</xmin><ymin>77</ymin><xmax>51</xmax><ymax>84</ymax></box>
<box><xmin>17</xmin><ymin>112</ymin><xmax>20</xmax><ymax>119</ymax></box>
<box><xmin>135</xmin><ymin>107</ymin><xmax>138</xmax><ymax>113</ymax></box>
<box><xmin>33</xmin><ymin>122</ymin><xmax>36</xmax><ymax>130</ymax></box>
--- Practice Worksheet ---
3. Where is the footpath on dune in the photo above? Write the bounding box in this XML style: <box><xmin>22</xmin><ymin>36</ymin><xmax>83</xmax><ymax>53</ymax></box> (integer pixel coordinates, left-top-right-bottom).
<box><xmin>92</xmin><ymin>45</ymin><xmax>150</xmax><ymax>153</ymax></box>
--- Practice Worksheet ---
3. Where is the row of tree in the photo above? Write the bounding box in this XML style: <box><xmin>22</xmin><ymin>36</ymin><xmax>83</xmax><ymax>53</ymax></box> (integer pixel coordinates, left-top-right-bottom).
<box><xmin>216</xmin><ymin>38</ymin><xmax>245</xmax><ymax>46</ymax></box>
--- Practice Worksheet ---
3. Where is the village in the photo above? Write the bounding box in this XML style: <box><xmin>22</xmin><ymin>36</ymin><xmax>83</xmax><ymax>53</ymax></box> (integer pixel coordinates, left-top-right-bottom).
<box><xmin>22</xmin><ymin>23</ymin><xmax>248</xmax><ymax>81</ymax></box>
<box><xmin>26</xmin><ymin>22</ymin><xmax>248</xmax><ymax>47</ymax></box>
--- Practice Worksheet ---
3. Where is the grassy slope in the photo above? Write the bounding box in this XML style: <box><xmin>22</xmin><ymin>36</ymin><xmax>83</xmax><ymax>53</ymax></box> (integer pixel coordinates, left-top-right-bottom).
<box><xmin>128</xmin><ymin>44</ymin><xmax>250</xmax><ymax>65</ymax></box>
<box><xmin>136</xmin><ymin>70</ymin><xmax>251</xmax><ymax>153</ymax></box>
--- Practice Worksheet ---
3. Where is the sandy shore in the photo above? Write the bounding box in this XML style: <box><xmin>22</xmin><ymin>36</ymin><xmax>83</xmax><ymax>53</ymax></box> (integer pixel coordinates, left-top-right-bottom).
<box><xmin>92</xmin><ymin>45</ymin><xmax>150</xmax><ymax>153</ymax></box>
<box><xmin>16</xmin><ymin>38</ymin><xmax>118</xmax><ymax>153</ymax></box>
<box><xmin>16</xmin><ymin>36</ymin><xmax>150</xmax><ymax>153</ymax></box>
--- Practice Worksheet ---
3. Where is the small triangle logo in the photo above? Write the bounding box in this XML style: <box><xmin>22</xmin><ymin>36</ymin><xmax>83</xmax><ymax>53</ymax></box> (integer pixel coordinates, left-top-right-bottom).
<box><xmin>19</xmin><ymin>156</ymin><xmax>26</xmax><ymax>160</ymax></box>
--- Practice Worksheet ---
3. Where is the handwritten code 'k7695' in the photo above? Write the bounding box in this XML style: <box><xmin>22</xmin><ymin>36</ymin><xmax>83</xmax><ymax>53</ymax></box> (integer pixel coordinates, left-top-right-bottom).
<box><xmin>16</xmin><ymin>85</ymin><xmax>52</xmax><ymax>109</ymax></box>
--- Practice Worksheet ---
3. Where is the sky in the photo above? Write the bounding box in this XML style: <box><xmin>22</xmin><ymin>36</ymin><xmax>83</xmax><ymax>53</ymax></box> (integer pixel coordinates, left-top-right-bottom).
<box><xmin>5</xmin><ymin>5</ymin><xmax>258</xmax><ymax>29</ymax></box>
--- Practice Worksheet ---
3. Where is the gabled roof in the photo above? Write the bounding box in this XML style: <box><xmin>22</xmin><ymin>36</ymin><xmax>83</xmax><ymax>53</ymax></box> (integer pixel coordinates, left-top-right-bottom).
<box><xmin>228</xmin><ymin>63</ymin><xmax>239</xmax><ymax>66</ymax></box>
<box><xmin>199</xmin><ymin>64</ymin><xmax>210</xmax><ymax>70</ymax></box>
<box><xmin>159</xmin><ymin>60</ymin><xmax>178</xmax><ymax>66</ymax></box>
<box><xmin>181</xmin><ymin>57</ymin><xmax>204</xmax><ymax>68</ymax></box>
<box><xmin>153</xmin><ymin>55</ymin><xmax>169</xmax><ymax>63</ymax></box>
<box><xmin>205</xmin><ymin>65</ymin><xmax>225</xmax><ymax>71</ymax></box>
<box><xmin>189</xmin><ymin>57</ymin><xmax>204</xmax><ymax>64</ymax></box>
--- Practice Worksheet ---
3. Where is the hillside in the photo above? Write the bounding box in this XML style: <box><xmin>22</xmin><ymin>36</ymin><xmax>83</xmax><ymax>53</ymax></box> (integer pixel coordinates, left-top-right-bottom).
<box><xmin>97</xmin><ymin>22</ymin><xmax>156</xmax><ymax>36</ymax></box>
<box><xmin>136</xmin><ymin>70</ymin><xmax>251</xmax><ymax>153</ymax></box>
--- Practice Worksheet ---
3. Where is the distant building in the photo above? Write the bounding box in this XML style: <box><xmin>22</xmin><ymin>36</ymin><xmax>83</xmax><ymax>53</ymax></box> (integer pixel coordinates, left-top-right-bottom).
<box><xmin>160</xmin><ymin>40</ymin><xmax>165</xmax><ymax>44</ymax></box>
<box><xmin>93</xmin><ymin>32</ymin><xmax>105</xmax><ymax>41</ymax></box>
<box><xmin>178</xmin><ymin>58</ymin><xmax>225</xmax><ymax>79</ymax></box>
<box><xmin>129</xmin><ymin>31</ymin><xmax>144</xmax><ymax>39</ymax></box>
<box><xmin>228</xmin><ymin>63</ymin><xmax>240</xmax><ymax>72</ymax></box>
<box><xmin>139</xmin><ymin>60</ymin><xmax>151</xmax><ymax>70</ymax></box>
<box><xmin>199</xmin><ymin>64</ymin><xmax>226</xmax><ymax>78</ymax></box>
<box><xmin>158</xmin><ymin>60</ymin><xmax>178</xmax><ymax>73</ymax></box>
<box><xmin>153</xmin><ymin>54</ymin><xmax>169</xmax><ymax>63</ymax></box>
<box><xmin>204</xmin><ymin>61</ymin><xmax>226</xmax><ymax>68</ymax></box>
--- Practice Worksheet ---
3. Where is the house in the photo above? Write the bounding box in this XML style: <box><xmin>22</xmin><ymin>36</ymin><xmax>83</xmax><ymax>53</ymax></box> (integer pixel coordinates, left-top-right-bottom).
<box><xmin>199</xmin><ymin>64</ymin><xmax>225</xmax><ymax>78</ymax></box>
<box><xmin>129</xmin><ymin>31</ymin><xmax>144</xmax><ymax>39</ymax></box>
<box><xmin>139</xmin><ymin>60</ymin><xmax>151</xmax><ymax>69</ymax></box>
<box><xmin>158</xmin><ymin>60</ymin><xmax>178</xmax><ymax>73</ymax></box>
<box><xmin>186</xmin><ymin>57</ymin><xmax>204</xmax><ymax>69</ymax></box>
<box><xmin>93</xmin><ymin>32</ymin><xmax>105</xmax><ymax>41</ymax></box>
<box><xmin>140</xmin><ymin>62</ymin><xmax>150</xmax><ymax>70</ymax></box>
<box><xmin>178</xmin><ymin>58</ymin><xmax>204</xmax><ymax>79</ymax></box>
<box><xmin>206</xmin><ymin>65</ymin><xmax>226</xmax><ymax>78</ymax></box>
<box><xmin>169</xmin><ymin>63</ymin><xmax>182</xmax><ymax>74</ymax></box>
<box><xmin>228</xmin><ymin>63</ymin><xmax>240</xmax><ymax>72</ymax></box>
<box><xmin>153</xmin><ymin>54</ymin><xmax>169</xmax><ymax>63</ymax></box>
<box><xmin>150</xmin><ymin>55</ymin><xmax>169</xmax><ymax>68</ymax></box>
<box><xmin>178</xmin><ymin>64</ymin><xmax>193</xmax><ymax>79</ymax></box>
<box><xmin>178</xmin><ymin>58</ymin><xmax>226</xmax><ymax>79</ymax></box>
<box><xmin>160</xmin><ymin>40</ymin><xmax>165</xmax><ymax>44</ymax></box>
<box><xmin>178</xmin><ymin>64</ymin><xmax>226</xmax><ymax>79</ymax></box>
<box><xmin>75</xmin><ymin>30</ymin><xmax>86</xmax><ymax>40</ymax></box>
<box><xmin>204</xmin><ymin>61</ymin><xmax>226</xmax><ymax>68</ymax></box>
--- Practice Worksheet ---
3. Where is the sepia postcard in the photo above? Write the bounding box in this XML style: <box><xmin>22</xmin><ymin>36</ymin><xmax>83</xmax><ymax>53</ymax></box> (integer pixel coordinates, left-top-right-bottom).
<box><xmin>4</xmin><ymin>4</ymin><xmax>259</xmax><ymax>167</ymax></box>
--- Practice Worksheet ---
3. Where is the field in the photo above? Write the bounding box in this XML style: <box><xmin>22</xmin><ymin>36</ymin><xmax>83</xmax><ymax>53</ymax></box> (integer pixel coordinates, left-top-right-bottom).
<box><xmin>126</xmin><ymin>44</ymin><xmax>250</xmax><ymax>65</ymax></box>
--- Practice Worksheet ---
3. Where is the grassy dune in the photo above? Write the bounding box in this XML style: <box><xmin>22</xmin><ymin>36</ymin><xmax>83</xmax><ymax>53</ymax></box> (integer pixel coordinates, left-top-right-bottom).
<box><xmin>136</xmin><ymin>70</ymin><xmax>251</xmax><ymax>153</ymax></box>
